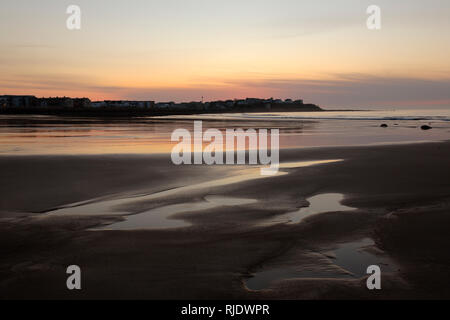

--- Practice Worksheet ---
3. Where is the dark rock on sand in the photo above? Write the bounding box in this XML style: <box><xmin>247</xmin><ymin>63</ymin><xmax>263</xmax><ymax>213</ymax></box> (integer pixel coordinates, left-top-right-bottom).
<box><xmin>421</xmin><ymin>125</ymin><xmax>432</xmax><ymax>130</ymax></box>
<box><xmin>380</xmin><ymin>124</ymin><xmax>388</xmax><ymax>128</ymax></box>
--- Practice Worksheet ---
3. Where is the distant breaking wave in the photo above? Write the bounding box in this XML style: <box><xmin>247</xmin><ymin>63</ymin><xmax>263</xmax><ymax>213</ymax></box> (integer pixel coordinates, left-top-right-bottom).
<box><xmin>156</xmin><ymin>109</ymin><xmax>450</xmax><ymax>122</ymax></box>
<box><xmin>238</xmin><ymin>114</ymin><xmax>450</xmax><ymax>122</ymax></box>
<box><xmin>203</xmin><ymin>110</ymin><xmax>450</xmax><ymax>122</ymax></box>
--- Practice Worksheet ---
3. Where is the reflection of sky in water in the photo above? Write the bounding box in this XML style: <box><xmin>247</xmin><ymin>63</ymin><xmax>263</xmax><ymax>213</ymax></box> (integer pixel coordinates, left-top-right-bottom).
<box><xmin>246</xmin><ymin>238</ymin><xmax>397</xmax><ymax>291</ymax></box>
<box><xmin>246</xmin><ymin>193</ymin><xmax>396</xmax><ymax>291</ymax></box>
<box><xmin>0</xmin><ymin>110</ymin><xmax>449</xmax><ymax>155</ymax></box>
<box><xmin>332</xmin><ymin>238</ymin><xmax>395</xmax><ymax>278</ymax></box>
<box><xmin>97</xmin><ymin>196</ymin><xmax>258</xmax><ymax>230</ymax></box>
<box><xmin>280</xmin><ymin>193</ymin><xmax>353</xmax><ymax>224</ymax></box>
<box><xmin>44</xmin><ymin>160</ymin><xmax>338</xmax><ymax>219</ymax></box>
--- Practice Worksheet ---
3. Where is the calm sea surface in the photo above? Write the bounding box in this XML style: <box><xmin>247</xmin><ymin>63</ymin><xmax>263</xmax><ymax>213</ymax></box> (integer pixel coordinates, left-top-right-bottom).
<box><xmin>0</xmin><ymin>109</ymin><xmax>449</xmax><ymax>155</ymax></box>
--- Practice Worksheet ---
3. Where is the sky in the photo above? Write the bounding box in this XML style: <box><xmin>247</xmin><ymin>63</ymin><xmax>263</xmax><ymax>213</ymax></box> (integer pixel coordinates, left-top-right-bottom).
<box><xmin>0</xmin><ymin>0</ymin><xmax>449</xmax><ymax>108</ymax></box>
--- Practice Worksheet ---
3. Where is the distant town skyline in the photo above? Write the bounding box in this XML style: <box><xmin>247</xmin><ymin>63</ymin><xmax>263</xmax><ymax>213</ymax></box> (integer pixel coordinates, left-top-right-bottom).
<box><xmin>1</xmin><ymin>0</ymin><xmax>449</xmax><ymax>109</ymax></box>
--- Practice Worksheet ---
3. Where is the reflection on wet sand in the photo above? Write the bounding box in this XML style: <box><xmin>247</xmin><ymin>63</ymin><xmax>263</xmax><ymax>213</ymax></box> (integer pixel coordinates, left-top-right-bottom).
<box><xmin>44</xmin><ymin>168</ymin><xmax>276</xmax><ymax>217</ymax></box>
<box><xmin>96</xmin><ymin>196</ymin><xmax>258</xmax><ymax>230</ymax></box>
<box><xmin>245</xmin><ymin>238</ymin><xmax>397</xmax><ymax>291</ymax></box>
<box><xmin>246</xmin><ymin>193</ymin><xmax>395</xmax><ymax>291</ymax></box>
<box><xmin>281</xmin><ymin>193</ymin><xmax>353</xmax><ymax>224</ymax></box>
<box><xmin>2</xmin><ymin>112</ymin><xmax>449</xmax><ymax>155</ymax></box>
<box><xmin>44</xmin><ymin>160</ymin><xmax>342</xmax><ymax>229</ymax></box>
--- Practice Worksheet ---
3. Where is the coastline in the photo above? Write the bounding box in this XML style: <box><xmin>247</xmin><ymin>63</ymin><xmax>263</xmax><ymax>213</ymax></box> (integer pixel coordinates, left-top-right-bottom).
<box><xmin>1</xmin><ymin>141</ymin><xmax>450</xmax><ymax>299</ymax></box>
<box><xmin>0</xmin><ymin>104</ymin><xmax>324</xmax><ymax>117</ymax></box>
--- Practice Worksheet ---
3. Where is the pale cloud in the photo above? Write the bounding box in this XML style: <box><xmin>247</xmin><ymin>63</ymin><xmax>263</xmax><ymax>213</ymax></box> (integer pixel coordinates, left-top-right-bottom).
<box><xmin>4</xmin><ymin>72</ymin><xmax>449</xmax><ymax>108</ymax></box>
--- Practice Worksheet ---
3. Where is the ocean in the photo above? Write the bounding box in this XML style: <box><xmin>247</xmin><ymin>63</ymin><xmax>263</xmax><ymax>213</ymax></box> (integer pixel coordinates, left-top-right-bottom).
<box><xmin>0</xmin><ymin>109</ymin><xmax>449</xmax><ymax>155</ymax></box>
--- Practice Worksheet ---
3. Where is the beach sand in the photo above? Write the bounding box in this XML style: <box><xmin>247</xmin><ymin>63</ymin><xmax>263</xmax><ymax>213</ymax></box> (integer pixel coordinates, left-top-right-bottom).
<box><xmin>1</xmin><ymin>141</ymin><xmax>450</xmax><ymax>299</ymax></box>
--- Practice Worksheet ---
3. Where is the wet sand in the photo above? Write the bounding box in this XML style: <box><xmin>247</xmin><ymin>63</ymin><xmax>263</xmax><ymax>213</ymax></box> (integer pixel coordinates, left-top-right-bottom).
<box><xmin>1</xmin><ymin>141</ymin><xmax>450</xmax><ymax>299</ymax></box>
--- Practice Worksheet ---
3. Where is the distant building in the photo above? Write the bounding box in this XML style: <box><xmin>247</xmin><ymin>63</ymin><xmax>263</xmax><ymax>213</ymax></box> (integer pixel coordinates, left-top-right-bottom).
<box><xmin>0</xmin><ymin>97</ymin><xmax>9</xmax><ymax>108</ymax></box>
<box><xmin>136</xmin><ymin>101</ymin><xmax>154</xmax><ymax>108</ymax></box>
<box><xmin>104</xmin><ymin>100</ymin><xmax>130</xmax><ymax>107</ymax></box>
<box><xmin>0</xmin><ymin>95</ymin><xmax>37</xmax><ymax>108</ymax></box>
<box><xmin>0</xmin><ymin>94</ymin><xmax>315</xmax><ymax>113</ymax></box>
<box><xmin>225</xmin><ymin>100</ymin><xmax>235</xmax><ymax>108</ymax></box>
<box><xmin>246</xmin><ymin>98</ymin><xmax>262</xmax><ymax>105</ymax></box>
<box><xmin>91</xmin><ymin>101</ymin><xmax>107</xmax><ymax>108</ymax></box>
<box><xmin>155</xmin><ymin>102</ymin><xmax>175</xmax><ymax>109</ymax></box>
<box><xmin>73</xmin><ymin>98</ymin><xmax>91</xmax><ymax>108</ymax></box>
<box><xmin>37</xmin><ymin>97</ymin><xmax>74</xmax><ymax>108</ymax></box>
<box><xmin>98</xmin><ymin>100</ymin><xmax>155</xmax><ymax>108</ymax></box>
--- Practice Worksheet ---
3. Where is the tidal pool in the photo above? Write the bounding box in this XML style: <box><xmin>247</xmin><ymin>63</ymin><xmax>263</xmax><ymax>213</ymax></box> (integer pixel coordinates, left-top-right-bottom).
<box><xmin>43</xmin><ymin>160</ymin><xmax>343</xmax><ymax>230</ymax></box>
<box><xmin>284</xmin><ymin>193</ymin><xmax>355</xmax><ymax>224</ymax></box>
<box><xmin>245</xmin><ymin>238</ymin><xmax>397</xmax><ymax>291</ymax></box>
<box><xmin>44</xmin><ymin>160</ymin><xmax>341</xmax><ymax>218</ymax></box>
<box><xmin>95</xmin><ymin>196</ymin><xmax>258</xmax><ymax>230</ymax></box>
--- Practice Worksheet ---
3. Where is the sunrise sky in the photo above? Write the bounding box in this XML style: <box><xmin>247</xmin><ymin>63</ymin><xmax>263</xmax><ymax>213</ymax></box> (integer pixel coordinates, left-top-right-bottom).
<box><xmin>1</xmin><ymin>0</ymin><xmax>449</xmax><ymax>108</ymax></box>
